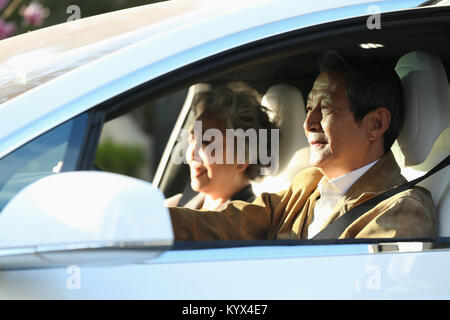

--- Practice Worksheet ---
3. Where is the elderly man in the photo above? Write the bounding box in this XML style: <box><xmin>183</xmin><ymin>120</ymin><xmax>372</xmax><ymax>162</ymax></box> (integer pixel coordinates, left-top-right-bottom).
<box><xmin>169</xmin><ymin>51</ymin><xmax>437</xmax><ymax>240</ymax></box>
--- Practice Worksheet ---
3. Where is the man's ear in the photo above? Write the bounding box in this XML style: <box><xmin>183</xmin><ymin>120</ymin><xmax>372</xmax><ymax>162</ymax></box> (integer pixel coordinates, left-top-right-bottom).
<box><xmin>365</xmin><ymin>107</ymin><xmax>391</xmax><ymax>142</ymax></box>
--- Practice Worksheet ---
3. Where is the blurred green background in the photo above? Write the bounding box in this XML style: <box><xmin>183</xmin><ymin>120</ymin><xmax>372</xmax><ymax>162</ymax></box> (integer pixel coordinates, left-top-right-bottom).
<box><xmin>95</xmin><ymin>139</ymin><xmax>145</xmax><ymax>178</ymax></box>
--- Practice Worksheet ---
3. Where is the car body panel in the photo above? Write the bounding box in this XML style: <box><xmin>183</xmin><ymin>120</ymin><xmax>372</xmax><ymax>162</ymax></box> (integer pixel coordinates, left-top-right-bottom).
<box><xmin>1</xmin><ymin>243</ymin><xmax>449</xmax><ymax>299</ymax></box>
<box><xmin>0</xmin><ymin>0</ymin><xmax>401</xmax><ymax>103</ymax></box>
<box><xmin>0</xmin><ymin>0</ymin><xmax>448</xmax><ymax>300</ymax></box>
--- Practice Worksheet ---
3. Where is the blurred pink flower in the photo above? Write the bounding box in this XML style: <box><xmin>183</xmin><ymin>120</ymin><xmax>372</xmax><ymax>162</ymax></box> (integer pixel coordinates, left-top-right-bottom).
<box><xmin>20</xmin><ymin>1</ymin><xmax>49</xmax><ymax>26</ymax></box>
<box><xmin>0</xmin><ymin>0</ymin><xmax>9</xmax><ymax>11</ymax></box>
<box><xmin>0</xmin><ymin>19</ymin><xmax>16</xmax><ymax>40</ymax></box>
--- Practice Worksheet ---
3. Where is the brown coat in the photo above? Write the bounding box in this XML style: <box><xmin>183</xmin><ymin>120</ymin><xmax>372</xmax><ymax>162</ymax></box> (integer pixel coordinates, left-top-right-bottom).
<box><xmin>169</xmin><ymin>151</ymin><xmax>437</xmax><ymax>240</ymax></box>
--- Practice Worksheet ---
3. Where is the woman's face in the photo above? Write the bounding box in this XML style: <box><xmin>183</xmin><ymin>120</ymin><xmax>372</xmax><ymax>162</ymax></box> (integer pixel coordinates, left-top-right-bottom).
<box><xmin>186</xmin><ymin>113</ymin><xmax>246</xmax><ymax>196</ymax></box>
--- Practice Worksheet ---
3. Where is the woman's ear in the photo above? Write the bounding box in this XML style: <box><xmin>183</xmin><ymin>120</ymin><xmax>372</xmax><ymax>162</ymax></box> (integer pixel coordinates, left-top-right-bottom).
<box><xmin>365</xmin><ymin>107</ymin><xmax>391</xmax><ymax>142</ymax></box>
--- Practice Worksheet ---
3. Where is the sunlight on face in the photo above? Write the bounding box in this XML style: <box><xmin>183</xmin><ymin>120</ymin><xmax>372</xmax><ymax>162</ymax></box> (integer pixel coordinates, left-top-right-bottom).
<box><xmin>304</xmin><ymin>71</ymin><xmax>369</xmax><ymax>179</ymax></box>
<box><xmin>186</xmin><ymin>114</ymin><xmax>243</xmax><ymax>195</ymax></box>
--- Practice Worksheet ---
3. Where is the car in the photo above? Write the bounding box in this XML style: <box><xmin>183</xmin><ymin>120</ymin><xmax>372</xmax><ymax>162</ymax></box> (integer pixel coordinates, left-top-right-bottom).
<box><xmin>0</xmin><ymin>0</ymin><xmax>449</xmax><ymax>300</ymax></box>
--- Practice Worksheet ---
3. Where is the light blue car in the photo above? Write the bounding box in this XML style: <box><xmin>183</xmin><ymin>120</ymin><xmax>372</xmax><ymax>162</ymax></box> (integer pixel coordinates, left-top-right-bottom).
<box><xmin>0</xmin><ymin>0</ymin><xmax>449</xmax><ymax>299</ymax></box>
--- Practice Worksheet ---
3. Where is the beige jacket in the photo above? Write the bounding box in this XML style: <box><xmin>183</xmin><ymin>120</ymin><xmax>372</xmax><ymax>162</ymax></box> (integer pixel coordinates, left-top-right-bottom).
<box><xmin>169</xmin><ymin>152</ymin><xmax>437</xmax><ymax>240</ymax></box>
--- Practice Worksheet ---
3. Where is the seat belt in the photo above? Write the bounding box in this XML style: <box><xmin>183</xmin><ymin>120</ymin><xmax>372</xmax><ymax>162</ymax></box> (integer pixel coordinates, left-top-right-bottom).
<box><xmin>312</xmin><ymin>154</ymin><xmax>450</xmax><ymax>240</ymax></box>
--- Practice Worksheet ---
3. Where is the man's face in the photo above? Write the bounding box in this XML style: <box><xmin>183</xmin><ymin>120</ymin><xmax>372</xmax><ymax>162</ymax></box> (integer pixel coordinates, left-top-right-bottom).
<box><xmin>303</xmin><ymin>70</ymin><xmax>370</xmax><ymax>179</ymax></box>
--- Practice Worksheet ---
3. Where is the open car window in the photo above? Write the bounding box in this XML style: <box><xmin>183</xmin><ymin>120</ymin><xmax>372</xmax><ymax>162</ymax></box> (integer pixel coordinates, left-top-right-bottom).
<box><xmin>90</xmin><ymin>5</ymin><xmax>449</xmax><ymax>246</ymax></box>
<box><xmin>94</xmin><ymin>89</ymin><xmax>187</xmax><ymax>182</ymax></box>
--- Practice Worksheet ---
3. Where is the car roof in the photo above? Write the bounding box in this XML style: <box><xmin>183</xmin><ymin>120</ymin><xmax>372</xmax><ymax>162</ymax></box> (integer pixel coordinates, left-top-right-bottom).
<box><xmin>0</xmin><ymin>0</ymin><xmax>392</xmax><ymax>104</ymax></box>
<box><xmin>0</xmin><ymin>0</ymin><xmax>426</xmax><ymax>157</ymax></box>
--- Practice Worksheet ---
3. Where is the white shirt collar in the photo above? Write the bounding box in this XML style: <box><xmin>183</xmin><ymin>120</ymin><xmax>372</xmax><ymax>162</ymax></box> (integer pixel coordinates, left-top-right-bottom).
<box><xmin>308</xmin><ymin>158</ymin><xmax>380</xmax><ymax>239</ymax></box>
<box><xmin>317</xmin><ymin>158</ymin><xmax>380</xmax><ymax>199</ymax></box>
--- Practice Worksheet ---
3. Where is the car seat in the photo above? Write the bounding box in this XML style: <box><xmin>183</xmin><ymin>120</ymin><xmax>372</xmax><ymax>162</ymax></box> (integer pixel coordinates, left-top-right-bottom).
<box><xmin>393</xmin><ymin>51</ymin><xmax>450</xmax><ymax>237</ymax></box>
<box><xmin>251</xmin><ymin>84</ymin><xmax>310</xmax><ymax>195</ymax></box>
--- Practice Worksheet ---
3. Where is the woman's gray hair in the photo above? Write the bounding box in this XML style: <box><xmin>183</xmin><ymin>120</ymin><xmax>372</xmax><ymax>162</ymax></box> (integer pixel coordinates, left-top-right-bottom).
<box><xmin>192</xmin><ymin>83</ymin><xmax>279</xmax><ymax>181</ymax></box>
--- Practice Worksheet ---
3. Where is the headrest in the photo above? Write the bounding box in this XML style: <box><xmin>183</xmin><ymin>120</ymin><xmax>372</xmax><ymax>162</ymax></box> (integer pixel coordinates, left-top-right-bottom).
<box><xmin>181</xmin><ymin>83</ymin><xmax>211</xmax><ymax>125</ymax></box>
<box><xmin>185</xmin><ymin>83</ymin><xmax>211</xmax><ymax>107</ymax></box>
<box><xmin>262</xmin><ymin>84</ymin><xmax>307</xmax><ymax>174</ymax></box>
<box><xmin>395</xmin><ymin>51</ymin><xmax>450</xmax><ymax>166</ymax></box>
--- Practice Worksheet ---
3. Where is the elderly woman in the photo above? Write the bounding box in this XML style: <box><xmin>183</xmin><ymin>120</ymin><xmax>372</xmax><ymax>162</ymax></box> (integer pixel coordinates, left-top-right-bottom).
<box><xmin>183</xmin><ymin>85</ymin><xmax>278</xmax><ymax>210</ymax></box>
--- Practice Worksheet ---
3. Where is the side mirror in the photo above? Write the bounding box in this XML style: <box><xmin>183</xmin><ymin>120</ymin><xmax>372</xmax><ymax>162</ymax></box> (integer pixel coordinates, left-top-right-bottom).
<box><xmin>0</xmin><ymin>171</ymin><xmax>173</xmax><ymax>270</ymax></box>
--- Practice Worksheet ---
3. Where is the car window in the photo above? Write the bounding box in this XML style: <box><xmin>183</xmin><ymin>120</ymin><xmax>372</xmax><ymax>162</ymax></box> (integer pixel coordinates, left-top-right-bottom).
<box><xmin>91</xmin><ymin>6</ymin><xmax>449</xmax><ymax>243</ymax></box>
<box><xmin>94</xmin><ymin>88</ymin><xmax>187</xmax><ymax>182</ymax></box>
<box><xmin>0</xmin><ymin>113</ymin><xmax>89</xmax><ymax>212</ymax></box>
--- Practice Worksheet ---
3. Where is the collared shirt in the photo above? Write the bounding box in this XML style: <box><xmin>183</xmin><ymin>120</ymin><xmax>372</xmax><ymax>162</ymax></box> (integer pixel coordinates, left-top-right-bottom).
<box><xmin>307</xmin><ymin>159</ymin><xmax>380</xmax><ymax>239</ymax></box>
